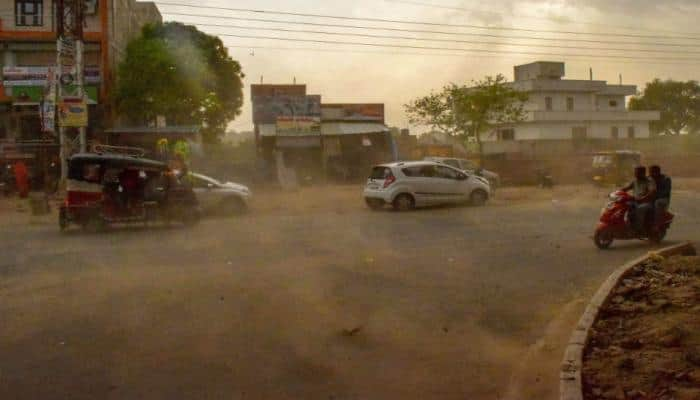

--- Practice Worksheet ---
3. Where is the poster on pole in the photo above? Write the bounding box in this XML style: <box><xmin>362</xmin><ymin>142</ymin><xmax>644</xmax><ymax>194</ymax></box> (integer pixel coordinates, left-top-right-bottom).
<box><xmin>57</xmin><ymin>36</ymin><xmax>83</xmax><ymax>99</ymax></box>
<box><xmin>41</xmin><ymin>67</ymin><xmax>57</xmax><ymax>133</ymax></box>
<box><xmin>58</xmin><ymin>100</ymin><xmax>88</xmax><ymax>127</ymax></box>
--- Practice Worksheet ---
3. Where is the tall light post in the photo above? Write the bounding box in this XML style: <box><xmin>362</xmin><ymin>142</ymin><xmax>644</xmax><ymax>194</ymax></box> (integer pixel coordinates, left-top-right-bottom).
<box><xmin>56</xmin><ymin>0</ymin><xmax>87</xmax><ymax>181</ymax></box>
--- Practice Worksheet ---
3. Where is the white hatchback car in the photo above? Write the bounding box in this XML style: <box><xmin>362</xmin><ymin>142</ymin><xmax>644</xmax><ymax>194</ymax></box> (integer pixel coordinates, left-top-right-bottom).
<box><xmin>190</xmin><ymin>172</ymin><xmax>251</xmax><ymax>215</ymax></box>
<box><xmin>424</xmin><ymin>157</ymin><xmax>501</xmax><ymax>188</ymax></box>
<box><xmin>363</xmin><ymin>161</ymin><xmax>491</xmax><ymax>211</ymax></box>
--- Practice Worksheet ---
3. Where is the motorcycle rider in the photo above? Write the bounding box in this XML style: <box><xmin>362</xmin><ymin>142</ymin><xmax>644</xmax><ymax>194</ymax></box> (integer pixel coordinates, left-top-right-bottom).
<box><xmin>649</xmin><ymin>165</ymin><xmax>671</xmax><ymax>225</ymax></box>
<box><xmin>620</xmin><ymin>166</ymin><xmax>656</xmax><ymax>233</ymax></box>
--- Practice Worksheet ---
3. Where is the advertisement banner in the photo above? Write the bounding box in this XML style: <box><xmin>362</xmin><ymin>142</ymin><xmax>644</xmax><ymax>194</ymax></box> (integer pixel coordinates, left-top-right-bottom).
<box><xmin>2</xmin><ymin>66</ymin><xmax>100</xmax><ymax>87</ymax></box>
<box><xmin>58</xmin><ymin>100</ymin><xmax>88</xmax><ymax>127</ymax></box>
<box><xmin>276</xmin><ymin>116</ymin><xmax>321</xmax><ymax>136</ymax></box>
<box><xmin>250</xmin><ymin>84</ymin><xmax>306</xmax><ymax>100</ymax></box>
<box><xmin>253</xmin><ymin>94</ymin><xmax>321</xmax><ymax>124</ymax></box>
<box><xmin>321</xmin><ymin>103</ymin><xmax>385</xmax><ymax>122</ymax></box>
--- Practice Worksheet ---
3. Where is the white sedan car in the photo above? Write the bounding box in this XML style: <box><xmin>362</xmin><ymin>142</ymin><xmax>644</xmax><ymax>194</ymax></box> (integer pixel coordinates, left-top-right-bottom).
<box><xmin>190</xmin><ymin>172</ymin><xmax>251</xmax><ymax>215</ymax></box>
<box><xmin>363</xmin><ymin>161</ymin><xmax>491</xmax><ymax>211</ymax></box>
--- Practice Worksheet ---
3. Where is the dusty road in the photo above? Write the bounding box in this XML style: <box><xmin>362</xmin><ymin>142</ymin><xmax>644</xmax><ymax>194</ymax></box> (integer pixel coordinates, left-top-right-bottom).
<box><xmin>1</xmin><ymin>183</ymin><xmax>699</xmax><ymax>400</ymax></box>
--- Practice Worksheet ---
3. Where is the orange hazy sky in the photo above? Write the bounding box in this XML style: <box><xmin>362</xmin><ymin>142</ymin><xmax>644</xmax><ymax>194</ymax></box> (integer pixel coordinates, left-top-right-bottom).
<box><xmin>156</xmin><ymin>0</ymin><xmax>700</xmax><ymax>132</ymax></box>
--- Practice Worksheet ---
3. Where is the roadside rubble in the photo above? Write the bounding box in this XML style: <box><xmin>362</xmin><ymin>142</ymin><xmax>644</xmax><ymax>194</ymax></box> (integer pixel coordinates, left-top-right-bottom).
<box><xmin>582</xmin><ymin>255</ymin><xmax>700</xmax><ymax>400</ymax></box>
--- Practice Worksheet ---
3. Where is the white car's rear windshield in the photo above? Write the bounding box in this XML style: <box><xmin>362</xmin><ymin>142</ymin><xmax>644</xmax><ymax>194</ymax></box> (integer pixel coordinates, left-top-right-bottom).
<box><xmin>370</xmin><ymin>167</ymin><xmax>392</xmax><ymax>179</ymax></box>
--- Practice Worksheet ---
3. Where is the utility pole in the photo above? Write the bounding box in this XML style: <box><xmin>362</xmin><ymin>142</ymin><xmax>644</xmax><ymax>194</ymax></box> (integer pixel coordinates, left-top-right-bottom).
<box><xmin>56</xmin><ymin>0</ymin><xmax>87</xmax><ymax>181</ymax></box>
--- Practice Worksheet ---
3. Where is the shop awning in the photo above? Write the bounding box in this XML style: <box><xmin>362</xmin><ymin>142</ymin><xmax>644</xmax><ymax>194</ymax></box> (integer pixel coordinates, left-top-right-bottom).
<box><xmin>321</xmin><ymin>122</ymin><xmax>389</xmax><ymax>136</ymax></box>
<box><xmin>276</xmin><ymin>136</ymin><xmax>321</xmax><ymax>148</ymax></box>
<box><xmin>105</xmin><ymin>126</ymin><xmax>201</xmax><ymax>135</ymax></box>
<box><xmin>259</xmin><ymin>124</ymin><xmax>277</xmax><ymax>137</ymax></box>
<box><xmin>260</xmin><ymin>122</ymin><xmax>389</xmax><ymax>137</ymax></box>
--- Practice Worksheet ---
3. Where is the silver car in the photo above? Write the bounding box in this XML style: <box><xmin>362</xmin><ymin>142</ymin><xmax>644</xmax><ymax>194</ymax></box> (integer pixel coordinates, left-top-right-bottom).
<box><xmin>424</xmin><ymin>157</ymin><xmax>500</xmax><ymax>188</ymax></box>
<box><xmin>363</xmin><ymin>161</ymin><xmax>491</xmax><ymax>211</ymax></box>
<box><xmin>190</xmin><ymin>173</ymin><xmax>251</xmax><ymax>215</ymax></box>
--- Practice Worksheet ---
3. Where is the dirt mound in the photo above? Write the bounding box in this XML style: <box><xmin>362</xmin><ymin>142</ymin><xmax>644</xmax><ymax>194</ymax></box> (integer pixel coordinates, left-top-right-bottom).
<box><xmin>582</xmin><ymin>255</ymin><xmax>700</xmax><ymax>400</ymax></box>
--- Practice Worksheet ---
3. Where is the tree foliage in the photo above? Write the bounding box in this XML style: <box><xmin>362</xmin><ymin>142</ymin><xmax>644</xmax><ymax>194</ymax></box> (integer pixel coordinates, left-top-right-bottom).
<box><xmin>114</xmin><ymin>22</ymin><xmax>245</xmax><ymax>143</ymax></box>
<box><xmin>405</xmin><ymin>75</ymin><xmax>528</xmax><ymax>161</ymax></box>
<box><xmin>629</xmin><ymin>79</ymin><xmax>700</xmax><ymax>136</ymax></box>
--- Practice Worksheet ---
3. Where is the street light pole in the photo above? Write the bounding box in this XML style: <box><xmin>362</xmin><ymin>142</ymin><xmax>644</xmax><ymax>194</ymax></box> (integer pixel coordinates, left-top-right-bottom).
<box><xmin>56</xmin><ymin>0</ymin><xmax>86</xmax><ymax>181</ymax></box>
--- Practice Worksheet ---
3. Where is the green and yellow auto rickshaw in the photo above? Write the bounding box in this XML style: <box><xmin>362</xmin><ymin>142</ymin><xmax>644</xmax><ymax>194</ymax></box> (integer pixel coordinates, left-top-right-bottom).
<box><xmin>592</xmin><ymin>150</ymin><xmax>642</xmax><ymax>186</ymax></box>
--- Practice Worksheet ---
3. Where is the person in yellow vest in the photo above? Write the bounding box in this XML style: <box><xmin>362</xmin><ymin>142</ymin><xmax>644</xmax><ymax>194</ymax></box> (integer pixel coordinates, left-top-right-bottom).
<box><xmin>156</xmin><ymin>138</ymin><xmax>170</xmax><ymax>162</ymax></box>
<box><xmin>172</xmin><ymin>140</ymin><xmax>190</xmax><ymax>163</ymax></box>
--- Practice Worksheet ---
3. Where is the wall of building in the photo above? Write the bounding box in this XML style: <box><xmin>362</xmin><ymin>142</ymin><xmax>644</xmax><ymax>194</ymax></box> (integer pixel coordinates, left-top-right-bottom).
<box><xmin>0</xmin><ymin>0</ymin><xmax>161</xmax><ymax>78</ymax></box>
<box><xmin>595</xmin><ymin>94</ymin><xmax>626</xmax><ymax>111</ymax></box>
<box><xmin>0</xmin><ymin>0</ymin><xmax>102</xmax><ymax>33</ymax></box>
<box><xmin>525</xmin><ymin>91</ymin><xmax>630</xmax><ymax>113</ymax></box>
<box><xmin>108</xmin><ymin>0</ymin><xmax>161</xmax><ymax>69</ymax></box>
<box><xmin>0</xmin><ymin>0</ymin><xmax>161</xmax><ymax>144</ymax></box>
<box><xmin>527</xmin><ymin>121</ymin><xmax>649</xmax><ymax>140</ymax></box>
<box><xmin>481</xmin><ymin>136</ymin><xmax>700</xmax><ymax>184</ymax></box>
<box><xmin>503</xmin><ymin>62</ymin><xmax>654</xmax><ymax>144</ymax></box>
<box><xmin>491</xmin><ymin>120</ymin><xmax>651</xmax><ymax>142</ymax></box>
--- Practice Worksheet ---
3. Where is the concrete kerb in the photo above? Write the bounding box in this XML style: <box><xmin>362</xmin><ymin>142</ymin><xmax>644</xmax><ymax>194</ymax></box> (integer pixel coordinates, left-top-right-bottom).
<box><xmin>559</xmin><ymin>241</ymin><xmax>697</xmax><ymax>400</ymax></box>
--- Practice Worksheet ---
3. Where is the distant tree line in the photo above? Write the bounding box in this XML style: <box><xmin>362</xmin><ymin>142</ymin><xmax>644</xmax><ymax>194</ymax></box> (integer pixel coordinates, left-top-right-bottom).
<box><xmin>629</xmin><ymin>79</ymin><xmax>700</xmax><ymax>136</ymax></box>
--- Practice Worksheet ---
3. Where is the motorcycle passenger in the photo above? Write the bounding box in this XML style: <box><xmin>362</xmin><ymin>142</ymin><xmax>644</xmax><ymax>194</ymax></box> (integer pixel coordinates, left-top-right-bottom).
<box><xmin>620</xmin><ymin>166</ymin><xmax>656</xmax><ymax>232</ymax></box>
<box><xmin>649</xmin><ymin>165</ymin><xmax>671</xmax><ymax>225</ymax></box>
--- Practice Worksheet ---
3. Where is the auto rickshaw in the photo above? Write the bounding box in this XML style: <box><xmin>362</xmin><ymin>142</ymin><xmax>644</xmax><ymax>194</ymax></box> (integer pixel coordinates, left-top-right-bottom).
<box><xmin>591</xmin><ymin>150</ymin><xmax>642</xmax><ymax>186</ymax></box>
<box><xmin>59</xmin><ymin>153</ymin><xmax>201</xmax><ymax>232</ymax></box>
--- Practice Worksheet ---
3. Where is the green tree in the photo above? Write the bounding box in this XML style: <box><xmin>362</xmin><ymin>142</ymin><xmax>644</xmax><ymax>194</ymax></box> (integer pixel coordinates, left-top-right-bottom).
<box><xmin>114</xmin><ymin>22</ymin><xmax>245</xmax><ymax>143</ymax></box>
<box><xmin>405</xmin><ymin>75</ymin><xmax>528</xmax><ymax>163</ymax></box>
<box><xmin>629</xmin><ymin>79</ymin><xmax>700</xmax><ymax>136</ymax></box>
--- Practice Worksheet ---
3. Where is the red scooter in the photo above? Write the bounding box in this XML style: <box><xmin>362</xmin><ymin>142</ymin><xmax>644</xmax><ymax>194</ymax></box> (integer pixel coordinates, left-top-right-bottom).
<box><xmin>593</xmin><ymin>190</ymin><xmax>673</xmax><ymax>249</ymax></box>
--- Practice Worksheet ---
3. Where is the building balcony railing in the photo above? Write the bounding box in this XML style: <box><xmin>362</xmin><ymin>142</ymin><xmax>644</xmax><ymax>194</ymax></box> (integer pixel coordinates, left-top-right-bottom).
<box><xmin>510</xmin><ymin>80</ymin><xmax>637</xmax><ymax>95</ymax></box>
<box><xmin>0</xmin><ymin>15</ymin><xmax>104</xmax><ymax>41</ymax></box>
<box><xmin>524</xmin><ymin>110</ymin><xmax>661</xmax><ymax>122</ymax></box>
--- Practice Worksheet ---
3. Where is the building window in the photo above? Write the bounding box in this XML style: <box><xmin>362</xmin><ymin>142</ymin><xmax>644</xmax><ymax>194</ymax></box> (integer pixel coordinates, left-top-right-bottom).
<box><xmin>609</xmin><ymin>100</ymin><xmax>618</xmax><ymax>108</ymax></box>
<box><xmin>15</xmin><ymin>0</ymin><xmax>43</xmax><ymax>26</ymax></box>
<box><xmin>499</xmin><ymin>129</ymin><xmax>515</xmax><ymax>141</ymax></box>
<box><xmin>85</xmin><ymin>0</ymin><xmax>99</xmax><ymax>15</ymax></box>
<box><xmin>572</xmin><ymin>127</ymin><xmax>587</xmax><ymax>140</ymax></box>
<box><xmin>611</xmin><ymin>126</ymin><xmax>619</xmax><ymax>139</ymax></box>
<box><xmin>628</xmin><ymin>126</ymin><xmax>635</xmax><ymax>139</ymax></box>
<box><xmin>566</xmin><ymin>97</ymin><xmax>574</xmax><ymax>111</ymax></box>
<box><xmin>545</xmin><ymin>96</ymin><xmax>553</xmax><ymax>111</ymax></box>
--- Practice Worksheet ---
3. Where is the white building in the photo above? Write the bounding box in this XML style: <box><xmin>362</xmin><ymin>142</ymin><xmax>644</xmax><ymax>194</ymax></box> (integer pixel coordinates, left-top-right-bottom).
<box><xmin>493</xmin><ymin>61</ymin><xmax>660</xmax><ymax>142</ymax></box>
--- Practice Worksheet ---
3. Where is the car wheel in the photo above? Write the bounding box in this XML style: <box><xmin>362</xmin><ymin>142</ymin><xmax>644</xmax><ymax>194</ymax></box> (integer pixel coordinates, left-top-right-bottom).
<box><xmin>469</xmin><ymin>190</ymin><xmax>488</xmax><ymax>206</ymax></box>
<box><xmin>219</xmin><ymin>196</ymin><xmax>248</xmax><ymax>216</ymax></box>
<box><xmin>365</xmin><ymin>198</ymin><xmax>384</xmax><ymax>211</ymax></box>
<box><xmin>649</xmin><ymin>228</ymin><xmax>667</xmax><ymax>244</ymax></box>
<box><xmin>84</xmin><ymin>214</ymin><xmax>106</xmax><ymax>233</ymax></box>
<box><xmin>59</xmin><ymin>207</ymin><xmax>68</xmax><ymax>232</ymax></box>
<box><xmin>392</xmin><ymin>193</ymin><xmax>415</xmax><ymax>211</ymax></box>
